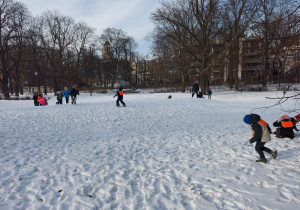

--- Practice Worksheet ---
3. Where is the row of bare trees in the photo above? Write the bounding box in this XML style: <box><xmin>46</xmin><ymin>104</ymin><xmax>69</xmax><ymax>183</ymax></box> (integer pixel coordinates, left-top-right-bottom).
<box><xmin>0</xmin><ymin>0</ymin><xmax>138</xmax><ymax>99</ymax></box>
<box><xmin>149</xmin><ymin>0</ymin><xmax>300</xmax><ymax>93</ymax></box>
<box><xmin>1</xmin><ymin>0</ymin><xmax>299</xmax><ymax>98</ymax></box>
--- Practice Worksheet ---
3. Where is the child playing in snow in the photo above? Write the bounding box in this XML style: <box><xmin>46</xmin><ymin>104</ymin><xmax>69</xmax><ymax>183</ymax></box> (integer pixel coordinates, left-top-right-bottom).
<box><xmin>113</xmin><ymin>87</ymin><xmax>126</xmax><ymax>107</ymax></box>
<box><xmin>33</xmin><ymin>93</ymin><xmax>38</xmax><ymax>106</ymax></box>
<box><xmin>71</xmin><ymin>84</ymin><xmax>80</xmax><ymax>104</ymax></box>
<box><xmin>243</xmin><ymin>113</ymin><xmax>277</xmax><ymax>163</ymax></box>
<box><xmin>290</xmin><ymin>114</ymin><xmax>300</xmax><ymax>132</ymax></box>
<box><xmin>63</xmin><ymin>87</ymin><xmax>70</xmax><ymax>104</ymax></box>
<box><xmin>207</xmin><ymin>88</ymin><xmax>212</xmax><ymax>99</ymax></box>
<box><xmin>273</xmin><ymin>115</ymin><xmax>294</xmax><ymax>139</ymax></box>
<box><xmin>37</xmin><ymin>94</ymin><xmax>47</xmax><ymax>106</ymax></box>
<box><xmin>56</xmin><ymin>92</ymin><xmax>63</xmax><ymax>105</ymax></box>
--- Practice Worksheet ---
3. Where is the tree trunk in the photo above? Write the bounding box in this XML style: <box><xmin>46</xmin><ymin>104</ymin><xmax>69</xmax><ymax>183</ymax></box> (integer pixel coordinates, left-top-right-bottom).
<box><xmin>2</xmin><ymin>71</ymin><xmax>10</xmax><ymax>99</ymax></box>
<box><xmin>181</xmin><ymin>72</ymin><xmax>185</xmax><ymax>92</ymax></box>
<box><xmin>15</xmin><ymin>79</ymin><xmax>20</xmax><ymax>97</ymax></box>
<box><xmin>9</xmin><ymin>76</ymin><xmax>14</xmax><ymax>94</ymax></box>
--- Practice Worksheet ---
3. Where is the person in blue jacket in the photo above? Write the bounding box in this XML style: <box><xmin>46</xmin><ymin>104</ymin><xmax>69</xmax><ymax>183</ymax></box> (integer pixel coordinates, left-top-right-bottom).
<box><xmin>113</xmin><ymin>87</ymin><xmax>126</xmax><ymax>107</ymax></box>
<box><xmin>63</xmin><ymin>87</ymin><xmax>70</xmax><ymax>104</ymax></box>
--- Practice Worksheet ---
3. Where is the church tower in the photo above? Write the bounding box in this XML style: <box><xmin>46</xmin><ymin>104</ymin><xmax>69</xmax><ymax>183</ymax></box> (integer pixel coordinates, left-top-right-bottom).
<box><xmin>102</xmin><ymin>41</ymin><xmax>111</xmax><ymax>59</ymax></box>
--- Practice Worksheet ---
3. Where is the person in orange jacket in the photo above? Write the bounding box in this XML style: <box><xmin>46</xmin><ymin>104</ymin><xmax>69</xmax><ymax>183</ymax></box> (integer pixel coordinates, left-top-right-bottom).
<box><xmin>273</xmin><ymin>115</ymin><xmax>295</xmax><ymax>139</ymax></box>
<box><xmin>113</xmin><ymin>87</ymin><xmax>126</xmax><ymax>107</ymax></box>
<box><xmin>244</xmin><ymin>113</ymin><xmax>277</xmax><ymax>163</ymax></box>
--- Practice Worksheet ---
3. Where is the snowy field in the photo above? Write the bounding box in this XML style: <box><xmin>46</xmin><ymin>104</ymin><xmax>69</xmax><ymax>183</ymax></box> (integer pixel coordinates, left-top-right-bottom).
<box><xmin>0</xmin><ymin>90</ymin><xmax>300</xmax><ymax>210</ymax></box>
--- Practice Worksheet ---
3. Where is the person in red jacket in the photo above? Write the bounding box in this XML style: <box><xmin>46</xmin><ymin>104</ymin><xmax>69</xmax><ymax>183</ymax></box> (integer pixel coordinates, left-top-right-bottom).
<box><xmin>273</xmin><ymin>115</ymin><xmax>294</xmax><ymax>139</ymax></box>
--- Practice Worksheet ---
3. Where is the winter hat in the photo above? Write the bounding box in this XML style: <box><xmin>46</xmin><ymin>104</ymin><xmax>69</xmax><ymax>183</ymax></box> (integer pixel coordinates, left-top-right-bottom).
<box><xmin>243</xmin><ymin>114</ymin><xmax>251</xmax><ymax>124</ymax></box>
<box><xmin>294</xmin><ymin>114</ymin><xmax>300</xmax><ymax>122</ymax></box>
<box><xmin>278</xmin><ymin>115</ymin><xmax>290</xmax><ymax>122</ymax></box>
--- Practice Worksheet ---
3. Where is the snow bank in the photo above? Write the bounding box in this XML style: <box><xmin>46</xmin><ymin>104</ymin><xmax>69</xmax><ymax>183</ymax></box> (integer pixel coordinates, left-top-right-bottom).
<box><xmin>0</xmin><ymin>91</ymin><xmax>300</xmax><ymax>209</ymax></box>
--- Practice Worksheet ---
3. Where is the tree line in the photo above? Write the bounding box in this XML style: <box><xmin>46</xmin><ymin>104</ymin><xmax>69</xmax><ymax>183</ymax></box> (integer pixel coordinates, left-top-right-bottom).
<box><xmin>1</xmin><ymin>0</ymin><xmax>299</xmax><ymax>99</ymax></box>
<box><xmin>149</xmin><ymin>0</ymin><xmax>300</xmax><ymax>94</ymax></box>
<box><xmin>0</xmin><ymin>0</ymin><xmax>138</xmax><ymax>99</ymax></box>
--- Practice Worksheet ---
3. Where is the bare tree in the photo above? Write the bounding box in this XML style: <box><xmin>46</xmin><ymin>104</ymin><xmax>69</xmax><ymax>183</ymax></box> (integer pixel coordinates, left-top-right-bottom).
<box><xmin>9</xmin><ymin>1</ymin><xmax>30</xmax><ymax>96</ymax></box>
<box><xmin>71</xmin><ymin>21</ymin><xmax>96</xmax><ymax>87</ymax></box>
<box><xmin>251</xmin><ymin>0</ymin><xmax>300</xmax><ymax>87</ymax></box>
<box><xmin>220</xmin><ymin>0</ymin><xmax>258</xmax><ymax>90</ymax></box>
<box><xmin>151</xmin><ymin>0</ymin><xmax>222</xmax><ymax>94</ymax></box>
<box><xmin>0</xmin><ymin>0</ymin><xmax>29</xmax><ymax>98</ymax></box>
<box><xmin>98</xmin><ymin>27</ymin><xmax>136</xmax><ymax>89</ymax></box>
<box><xmin>34</xmin><ymin>10</ymin><xmax>76</xmax><ymax>93</ymax></box>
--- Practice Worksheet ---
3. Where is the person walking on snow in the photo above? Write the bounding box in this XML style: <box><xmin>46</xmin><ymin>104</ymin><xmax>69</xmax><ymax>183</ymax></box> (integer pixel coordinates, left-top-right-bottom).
<box><xmin>63</xmin><ymin>87</ymin><xmax>70</xmax><ymax>104</ymax></box>
<box><xmin>113</xmin><ymin>87</ymin><xmax>126</xmax><ymax>107</ymax></box>
<box><xmin>71</xmin><ymin>84</ymin><xmax>80</xmax><ymax>104</ymax></box>
<box><xmin>192</xmin><ymin>82</ymin><xmax>199</xmax><ymax>98</ymax></box>
<box><xmin>243</xmin><ymin>113</ymin><xmax>277</xmax><ymax>163</ymax></box>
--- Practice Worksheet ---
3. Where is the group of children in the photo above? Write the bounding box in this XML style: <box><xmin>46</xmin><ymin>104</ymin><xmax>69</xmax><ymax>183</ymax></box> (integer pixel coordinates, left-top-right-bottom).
<box><xmin>56</xmin><ymin>85</ymin><xmax>80</xmax><ymax>105</ymax></box>
<box><xmin>32</xmin><ymin>85</ymin><xmax>80</xmax><ymax>106</ymax></box>
<box><xmin>32</xmin><ymin>93</ymin><xmax>48</xmax><ymax>106</ymax></box>
<box><xmin>243</xmin><ymin>113</ymin><xmax>300</xmax><ymax>163</ymax></box>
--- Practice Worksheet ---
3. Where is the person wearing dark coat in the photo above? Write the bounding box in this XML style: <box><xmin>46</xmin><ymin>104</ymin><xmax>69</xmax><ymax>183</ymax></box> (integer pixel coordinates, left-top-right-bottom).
<box><xmin>273</xmin><ymin>115</ymin><xmax>295</xmax><ymax>139</ymax></box>
<box><xmin>56</xmin><ymin>92</ymin><xmax>63</xmax><ymax>105</ymax></box>
<box><xmin>113</xmin><ymin>87</ymin><xmax>126</xmax><ymax>107</ymax></box>
<box><xmin>198</xmin><ymin>92</ymin><xmax>203</xmax><ymax>98</ymax></box>
<box><xmin>192</xmin><ymin>82</ymin><xmax>199</xmax><ymax>98</ymax></box>
<box><xmin>243</xmin><ymin>113</ymin><xmax>277</xmax><ymax>163</ymax></box>
<box><xmin>33</xmin><ymin>93</ymin><xmax>39</xmax><ymax>106</ymax></box>
<box><xmin>207</xmin><ymin>88</ymin><xmax>212</xmax><ymax>99</ymax></box>
<box><xmin>70</xmin><ymin>85</ymin><xmax>80</xmax><ymax>104</ymax></box>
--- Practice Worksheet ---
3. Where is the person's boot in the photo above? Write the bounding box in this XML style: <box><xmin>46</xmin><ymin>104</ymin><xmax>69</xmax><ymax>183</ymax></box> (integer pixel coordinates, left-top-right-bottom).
<box><xmin>256</xmin><ymin>158</ymin><xmax>267</xmax><ymax>163</ymax></box>
<box><xmin>270</xmin><ymin>150</ymin><xmax>277</xmax><ymax>159</ymax></box>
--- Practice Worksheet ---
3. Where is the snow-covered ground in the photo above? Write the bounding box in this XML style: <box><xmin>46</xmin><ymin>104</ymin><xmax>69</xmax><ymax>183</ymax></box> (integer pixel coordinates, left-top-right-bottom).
<box><xmin>1</xmin><ymin>90</ymin><xmax>300</xmax><ymax>210</ymax></box>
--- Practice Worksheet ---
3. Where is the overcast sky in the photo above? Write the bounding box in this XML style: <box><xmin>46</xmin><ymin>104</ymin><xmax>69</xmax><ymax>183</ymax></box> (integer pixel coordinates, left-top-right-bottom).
<box><xmin>17</xmin><ymin>0</ymin><xmax>162</xmax><ymax>55</ymax></box>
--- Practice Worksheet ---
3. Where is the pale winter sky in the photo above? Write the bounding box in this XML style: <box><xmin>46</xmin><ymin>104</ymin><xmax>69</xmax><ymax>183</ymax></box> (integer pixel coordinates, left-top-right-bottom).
<box><xmin>17</xmin><ymin>0</ymin><xmax>162</xmax><ymax>55</ymax></box>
